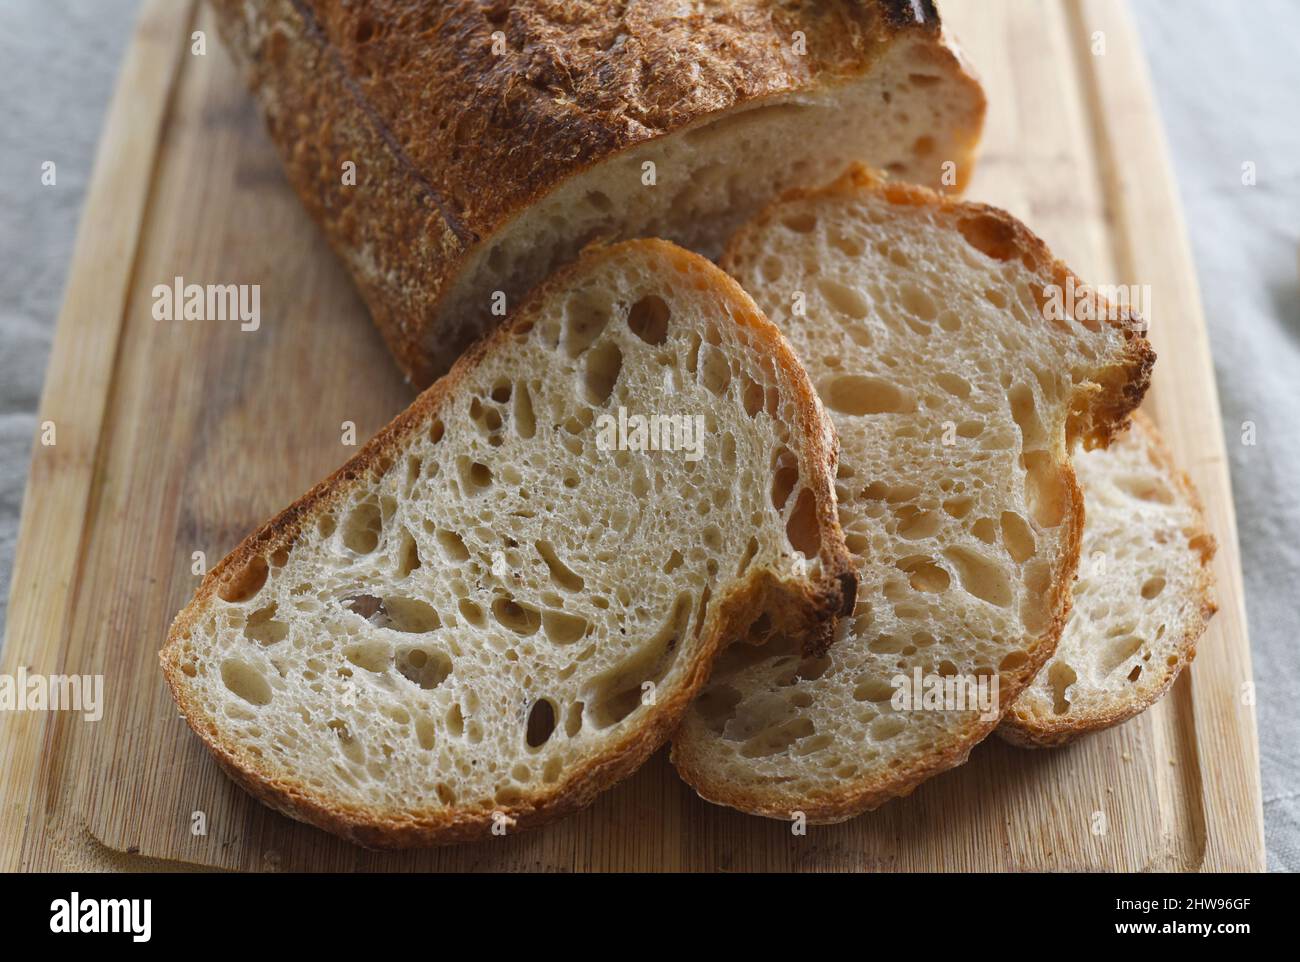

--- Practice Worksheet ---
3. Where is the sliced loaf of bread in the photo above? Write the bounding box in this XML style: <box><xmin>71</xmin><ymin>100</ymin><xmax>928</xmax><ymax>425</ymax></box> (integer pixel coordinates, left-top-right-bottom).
<box><xmin>670</xmin><ymin>167</ymin><xmax>1153</xmax><ymax>822</ymax></box>
<box><xmin>161</xmin><ymin>240</ymin><xmax>854</xmax><ymax>847</ymax></box>
<box><xmin>210</xmin><ymin>0</ymin><xmax>985</xmax><ymax>383</ymax></box>
<box><xmin>999</xmin><ymin>412</ymin><xmax>1216</xmax><ymax>747</ymax></box>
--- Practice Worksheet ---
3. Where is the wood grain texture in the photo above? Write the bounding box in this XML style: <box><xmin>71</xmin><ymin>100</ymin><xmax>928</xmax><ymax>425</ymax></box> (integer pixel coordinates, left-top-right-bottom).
<box><xmin>0</xmin><ymin>0</ymin><xmax>1264</xmax><ymax>871</ymax></box>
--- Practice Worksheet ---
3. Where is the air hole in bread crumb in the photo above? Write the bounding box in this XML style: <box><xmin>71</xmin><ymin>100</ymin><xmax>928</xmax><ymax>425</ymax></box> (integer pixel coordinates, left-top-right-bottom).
<box><xmin>435</xmin><ymin>528</ymin><xmax>470</xmax><ymax>563</ymax></box>
<box><xmin>853</xmin><ymin>677</ymin><xmax>895</xmax><ymax>702</ymax></box>
<box><xmin>897</xmin><ymin>556</ymin><xmax>950</xmax><ymax>593</ymax></box>
<box><xmin>741</xmin><ymin>717</ymin><xmax>814</xmax><ymax>758</ymax></box>
<box><xmin>1141</xmin><ymin>576</ymin><xmax>1167</xmax><ymax>600</ymax></box>
<box><xmin>220</xmin><ymin>659</ymin><xmax>272</xmax><ymax>706</ymax></box>
<box><xmin>627</xmin><ymin>294</ymin><xmax>670</xmax><ymax>345</ymax></box>
<box><xmin>957</xmin><ymin>214</ymin><xmax>1018</xmax><ymax>261</ymax></box>
<box><xmin>344</xmin><ymin>640</ymin><xmax>392</xmax><ymax>673</ymax></box>
<box><xmin>696</xmin><ymin>684</ymin><xmax>742</xmax><ymax>733</ymax></box>
<box><xmin>342</xmin><ymin>498</ymin><xmax>383</xmax><ymax>554</ymax></box>
<box><xmin>414</xmin><ymin>717</ymin><xmax>436</xmax><ymax>750</ymax></box>
<box><xmin>513</xmin><ymin>382</ymin><xmax>536</xmax><ymax>438</ymax></box>
<box><xmin>536</xmin><ymin>540</ymin><xmax>584</xmax><ymax>591</ymax></box>
<box><xmin>1008</xmin><ymin>384</ymin><xmax>1044</xmax><ymax>448</ymax></box>
<box><xmin>1187</xmin><ymin>533</ymin><xmax>1215</xmax><ymax>561</ymax></box>
<box><xmin>782</xmin><ymin>211</ymin><xmax>817</xmax><ymax>233</ymax></box>
<box><xmin>699</xmin><ymin>345</ymin><xmax>731</xmax><ymax>397</ymax></box>
<box><xmin>583</xmin><ymin>340</ymin><xmax>623</xmax><ymax>404</ymax></box>
<box><xmin>584</xmin><ymin>189</ymin><xmax>613</xmax><ymax>212</ymax></box>
<box><xmin>935</xmin><ymin>372</ymin><xmax>971</xmax><ymax>398</ymax></box>
<box><xmin>563</xmin><ymin>289</ymin><xmax>610</xmax><ymax>358</ymax></box>
<box><xmin>1115</xmin><ymin>474</ymin><xmax>1174</xmax><ymax>505</ymax></box>
<box><xmin>492</xmin><ymin>596</ymin><xmax>540</xmax><ymax>635</ymax></box>
<box><xmin>587</xmin><ymin>593</ymin><xmax>691</xmax><ymax>729</ymax></box>
<box><xmin>1001</xmin><ymin>511</ymin><xmax>1037</xmax><ymax>563</ymax></box>
<box><xmin>458</xmin><ymin>598</ymin><xmax>485</xmax><ymax>627</ymax></box>
<box><xmin>457</xmin><ymin>458</ymin><xmax>493</xmax><ymax>492</ymax></box>
<box><xmin>1048</xmin><ymin>661</ymin><xmax>1077</xmax><ymax>714</ymax></box>
<box><xmin>868</xmin><ymin>712</ymin><xmax>909</xmax><ymax>743</ymax></box>
<box><xmin>218</xmin><ymin>555</ymin><xmax>269</xmax><ymax>603</ymax></box>
<box><xmin>542</xmin><ymin>609</ymin><xmax>589</xmax><ymax>645</ymax></box>
<box><xmin>1101</xmin><ymin>635</ymin><xmax>1145</xmax><ymax>676</ymax></box>
<box><xmin>944</xmin><ymin>546</ymin><xmax>1012</xmax><ymax>607</ymax></box>
<box><xmin>244</xmin><ymin>604</ymin><xmax>288</xmax><ymax>646</ymax></box>
<box><xmin>446</xmin><ymin>703</ymin><xmax>465</xmax><ymax>737</ymax></box>
<box><xmin>971</xmin><ymin>517</ymin><xmax>997</xmax><ymax>544</ymax></box>
<box><xmin>901</xmin><ymin>283</ymin><xmax>938</xmax><ymax>323</ymax></box>
<box><xmin>736</xmin><ymin>536</ymin><xmax>759</xmax><ymax>577</ymax></box>
<box><xmin>824</xmin><ymin>374</ymin><xmax>913</xmax><ymax>415</ymax></box>
<box><xmin>396</xmin><ymin>528</ymin><xmax>422</xmax><ymax>577</ymax></box>
<box><xmin>564</xmin><ymin>702</ymin><xmax>584</xmax><ymax>738</ymax></box>
<box><xmin>328</xmin><ymin>719</ymin><xmax>364</xmax><ymax>765</ymax></box>
<box><xmin>942</xmin><ymin>496</ymin><xmax>973</xmax><ymax>519</ymax></box>
<box><xmin>1023</xmin><ymin>451</ymin><xmax>1068</xmax><ymax>527</ymax></box>
<box><xmin>819</xmin><ymin>278</ymin><xmax>870</xmax><ymax>320</ymax></box>
<box><xmin>383</xmin><ymin>597</ymin><xmax>440</xmax><ymax>632</ymax></box>
<box><xmin>526</xmin><ymin>699</ymin><xmax>557</xmax><ymax>748</ymax></box>
<box><xmin>785</xmin><ymin>489</ymin><xmax>821</xmax><ymax>557</ymax></box>
<box><xmin>868</xmin><ymin>634</ymin><xmax>905</xmax><ymax>654</ymax></box>
<box><xmin>771</xmin><ymin>450</ymin><xmax>799</xmax><ymax>510</ymax></box>
<box><xmin>898</xmin><ymin>508</ymin><xmax>941</xmax><ymax>541</ymax></box>
<box><xmin>354</xmin><ymin>17</ymin><xmax>376</xmax><ymax>43</ymax></box>
<box><xmin>1000</xmin><ymin>651</ymin><xmax>1030</xmax><ymax>672</ymax></box>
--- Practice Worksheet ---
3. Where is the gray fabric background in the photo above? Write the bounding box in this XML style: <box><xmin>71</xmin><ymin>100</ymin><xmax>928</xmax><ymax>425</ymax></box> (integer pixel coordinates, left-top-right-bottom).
<box><xmin>0</xmin><ymin>0</ymin><xmax>1295</xmax><ymax>870</ymax></box>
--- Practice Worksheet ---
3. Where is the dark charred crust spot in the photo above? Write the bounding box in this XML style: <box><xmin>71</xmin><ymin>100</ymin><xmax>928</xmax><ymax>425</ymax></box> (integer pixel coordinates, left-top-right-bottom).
<box><xmin>878</xmin><ymin>0</ymin><xmax>941</xmax><ymax>31</ymax></box>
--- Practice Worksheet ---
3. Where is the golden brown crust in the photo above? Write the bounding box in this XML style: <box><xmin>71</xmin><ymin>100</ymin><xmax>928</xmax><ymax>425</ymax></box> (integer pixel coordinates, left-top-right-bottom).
<box><xmin>669</xmin><ymin>165</ymin><xmax>1154</xmax><ymax>822</ymax></box>
<box><xmin>161</xmin><ymin>238</ymin><xmax>853</xmax><ymax>848</ymax></box>
<box><xmin>208</xmin><ymin>0</ymin><xmax>979</xmax><ymax>383</ymax></box>
<box><xmin>997</xmin><ymin>411</ymin><xmax>1219</xmax><ymax>749</ymax></box>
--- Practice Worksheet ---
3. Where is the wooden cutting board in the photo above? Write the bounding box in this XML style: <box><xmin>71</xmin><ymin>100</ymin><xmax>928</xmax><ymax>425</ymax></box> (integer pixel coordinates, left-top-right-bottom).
<box><xmin>0</xmin><ymin>0</ymin><xmax>1264</xmax><ymax>871</ymax></box>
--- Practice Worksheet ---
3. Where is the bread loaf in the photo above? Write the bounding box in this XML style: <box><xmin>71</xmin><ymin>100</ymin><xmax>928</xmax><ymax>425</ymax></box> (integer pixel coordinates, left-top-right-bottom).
<box><xmin>999</xmin><ymin>412</ymin><xmax>1216</xmax><ymax>747</ymax></box>
<box><xmin>670</xmin><ymin>167</ymin><xmax>1154</xmax><ymax>822</ymax></box>
<box><xmin>161</xmin><ymin>240</ymin><xmax>854</xmax><ymax>847</ymax></box>
<box><xmin>210</xmin><ymin>0</ymin><xmax>985</xmax><ymax>383</ymax></box>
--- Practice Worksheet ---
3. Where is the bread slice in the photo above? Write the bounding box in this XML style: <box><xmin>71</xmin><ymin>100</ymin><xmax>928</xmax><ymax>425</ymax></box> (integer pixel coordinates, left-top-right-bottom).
<box><xmin>999</xmin><ymin>412</ymin><xmax>1216</xmax><ymax>747</ymax></box>
<box><xmin>210</xmin><ymin>0</ymin><xmax>985</xmax><ymax>383</ymax></box>
<box><xmin>670</xmin><ymin>167</ymin><xmax>1154</xmax><ymax>822</ymax></box>
<box><xmin>161</xmin><ymin>240</ymin><xmax>854</xmax><ymax>848</ymax></box>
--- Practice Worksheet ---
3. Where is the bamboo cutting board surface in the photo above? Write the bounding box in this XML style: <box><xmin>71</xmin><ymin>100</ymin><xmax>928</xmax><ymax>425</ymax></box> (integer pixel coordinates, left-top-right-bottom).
<box><xmin>0</xmin><ymin>0</ymin><xmax>1264</xmax><ymax>871</ymax></box>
